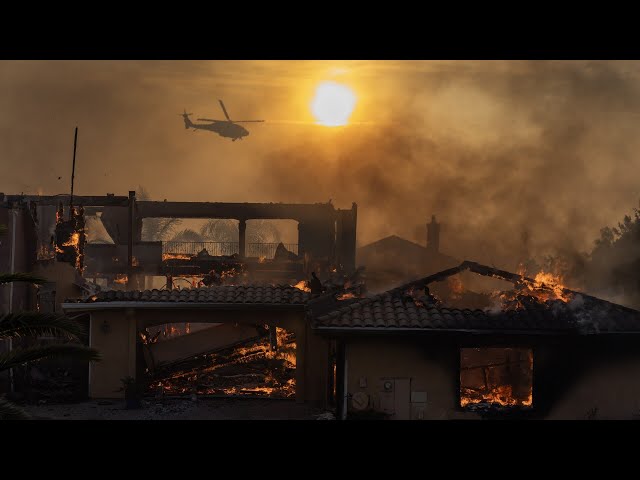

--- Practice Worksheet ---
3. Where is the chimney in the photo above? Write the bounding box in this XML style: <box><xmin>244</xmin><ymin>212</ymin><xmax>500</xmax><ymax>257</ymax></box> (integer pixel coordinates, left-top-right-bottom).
<box><xmin>427</xmin><ymin>215</ymin><xmax>440</xmax><ymax>253</ymax></box>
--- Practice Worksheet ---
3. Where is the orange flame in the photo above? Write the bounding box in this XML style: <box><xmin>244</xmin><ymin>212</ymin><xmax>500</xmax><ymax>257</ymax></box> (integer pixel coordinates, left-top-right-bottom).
<box><xmin>461</xmin><ymin>385</ymin><xmax>533</xmax><ymax>407</ymax></box>
<box><xmin>292</xmin><ymin>280</ymin><xmax>311</xmax><ymax>292</ymax></box>
<box><xmin>461</xmin><ymin>350</ymin><xmax>533</xmax><ymax>408</ymax></box>
<box><xmin>337</xmin><ymin>292</ymin><xmax>356</xmax><ymax>300</ymax></box>
<box><xmin>494</xmin><ymin>270</ymin><xmax>573</xmax><ymax>310</ymax></box>
<box><xmin>62</xmin><ymin>232</ymin><xmax>79</xmax><ymax>248</ymax></box>
<box><xmin>221</xmin><ymin>268</ymin><xmax>239</xmax><ymax>279</ymax></box>
<box><xmin>162</xmin><ymin>253</ymin><xmax>192</xmax><ymax>261</ymax></box>
<box><xmin>61</xmin><ymin>232</ymin><xmax>83</xmax><ymax>270</ymax></box>
<box><xmin>113</xmin><ymin>274</ymin><xmax>128</xmax><ymax>285</ymax></box>
<box><xmin>448</xmin><ymin>275</ymin><xmax>464</xmax><ymax>298</ymax></box>
<box><xmin>520</xmin><ymin>271</ymin><xmax>573</xmax><ymax>303</ymax></box>
<box><xmin>258</xmin><ymin>256</ymin><xmax>267</xmax><ymax>264</ymax></box>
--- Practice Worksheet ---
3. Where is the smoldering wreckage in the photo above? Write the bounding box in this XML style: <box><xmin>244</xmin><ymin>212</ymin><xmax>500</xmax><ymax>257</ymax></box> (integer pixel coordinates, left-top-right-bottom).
<box><xmin>3</xmin><ymin>191</ymin><xmax>640</xmax><ymax>420</ymax></box>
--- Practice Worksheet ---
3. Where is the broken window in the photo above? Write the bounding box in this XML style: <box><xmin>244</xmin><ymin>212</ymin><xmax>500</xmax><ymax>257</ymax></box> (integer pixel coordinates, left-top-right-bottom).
<box><xmin>460</xmin><ymin>347</ymin><xmax>533</xmax><ymax>409</ymax></box>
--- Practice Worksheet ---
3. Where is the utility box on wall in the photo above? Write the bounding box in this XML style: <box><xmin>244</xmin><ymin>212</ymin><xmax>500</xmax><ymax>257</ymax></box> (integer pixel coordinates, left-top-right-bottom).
<box><xmin>378</xmin><ymin>377</ymin><xmax>411</xmax><ymax>420</ymax></box>
<box><xmin>411</xmin><ymin>391</ymin><xmax>427</xmax><ymax>420</ymax></box>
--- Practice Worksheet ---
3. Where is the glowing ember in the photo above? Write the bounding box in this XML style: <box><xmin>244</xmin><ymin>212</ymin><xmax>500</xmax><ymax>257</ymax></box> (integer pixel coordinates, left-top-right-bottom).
<box><xmin>37</xmin><ymin>245</ymin><xmax>55</xmax><ymax>260</ymax></box>
<box><xmin>220</xmin><ymin>268</ymin><xmax>239</xmax><ymax>279</ymax></box>
<box><xmin>460</xmin><ymin>348</ymin><xmax>533</xmax><ymax>408</ymax></box>
<box><xmin>292</xmin><ymin>280</ymin><xmax>311</xmax><ymax>292</ymax></box>
<box><xmin>113</xmin><ymin>274</ymin><xmax>128</xmax><ymax>285</ymax></box>
<box><xmin>460</xmin><ymin>385</ymin><xmax>533</xmax><ymax>407</ymax></box>
<box><xmin>258</xmin><ymin>256</ymin><xmax>267</xmax><ymax>264</ymax></box>
<box><xmin>337</xmin><ymin>292</ymin><xmax>356</xmax><ymax>300</ymax></box>
<box><xmin>151</xmin><ymin>332</ymin><xmax>297</xmax><ymax>398</ymax></box>
<box><xmin>448</xmin><ymin>275</ymin><xmax>464</xmax><ymax>298</ymax></box>
<box><xmin>162</xmin><ymin>253</ymin><xmax>192</xmax><ymax>261</ymax></box>
<box><xmin>404</xmin><ymin>286</ymin><xmax>426</xmax><ymax>308</ymax></box>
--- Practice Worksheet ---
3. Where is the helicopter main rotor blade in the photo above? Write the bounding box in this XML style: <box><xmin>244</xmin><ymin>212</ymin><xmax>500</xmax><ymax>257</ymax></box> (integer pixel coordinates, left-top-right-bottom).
<box><xmin>219</xmin><ymin>100</ymin><xmax>231</xmax><ymax>121</ymax></box>
<box><xmin>197</xmin><ymin>118</ymin><xmax>225</xmax><ymax>122</ymax></box>
<box><xmin>232</xmin><ymin>120</ymin><xmax>265</xmax><ymax>123</ymax></box>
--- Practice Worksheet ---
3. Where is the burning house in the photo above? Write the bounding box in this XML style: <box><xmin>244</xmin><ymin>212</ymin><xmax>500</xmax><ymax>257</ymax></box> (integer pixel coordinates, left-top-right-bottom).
<box><xmin>62</xmin><ymin>284</ymin><xmax>327</xmax><ymax>403</ymax></box>
<box><xmin>6</xmin><ymin>188</ymin><xmax>640</xmax><ymax>420</ymax></box>
<box><xmin>311</xmin><ymin>261</ymin><xmax>640</xmax><ymax>420</ymax></box>
<box><xmin>0</xmin><ymin>191</ymin><xmax>357</xmax><ymax>405</ymax></box>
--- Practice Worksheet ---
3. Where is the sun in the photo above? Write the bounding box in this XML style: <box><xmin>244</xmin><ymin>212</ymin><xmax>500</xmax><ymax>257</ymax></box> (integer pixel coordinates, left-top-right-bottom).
<box><xmin>310</xmin><ymin>81</ymin><xmax>357</xmax><ymax>126</ymax></box>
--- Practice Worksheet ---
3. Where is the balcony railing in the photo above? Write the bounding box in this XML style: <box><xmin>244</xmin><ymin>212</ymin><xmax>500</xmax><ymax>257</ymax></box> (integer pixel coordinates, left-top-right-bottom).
<box><xmin>162</xmin><ymin>241</ymin><xmax>238</xmax><ymax>256</ymax></box>
<box><xmin>162</xmin><ymin>241</ymin><xmax>298</xmax><ymax>259</ymax></box>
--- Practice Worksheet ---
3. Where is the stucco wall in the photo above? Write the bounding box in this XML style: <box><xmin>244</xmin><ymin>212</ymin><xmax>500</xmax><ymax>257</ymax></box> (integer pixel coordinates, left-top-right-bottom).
<box><xmin>89</xmin><ymin>310</ymin><xmax>136</xmax><ymax>398</ymax></box>
<box><xmin>32</xmin><ymin>261</ymin><xmax>80</xmax><ymax>312</ymax></box>
<box><xmin>344</xmin><ymin>337</ymin><xmax>474</xmax><ymax>420</ymax></box>
<box><xmin>344</xmin><ymin>335</ymin><xmax>640</xmax><ymax>420</ymax></box>
<box><xmin>546</xmin><ymin>357</ymin><xmax>640</xmax><ymax>419</ymax></box>
<box><xmin>535</xmin><ymin>339</ymin><xmax>640</xmax><ymax>420</ymax></box>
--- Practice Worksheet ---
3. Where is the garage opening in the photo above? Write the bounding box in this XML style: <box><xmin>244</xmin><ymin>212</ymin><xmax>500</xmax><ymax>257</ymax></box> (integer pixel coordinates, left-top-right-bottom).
<box><xmin>140</xmin><ymin>324</ymin><xmax>296</xmax><ymax>399</ymax></box>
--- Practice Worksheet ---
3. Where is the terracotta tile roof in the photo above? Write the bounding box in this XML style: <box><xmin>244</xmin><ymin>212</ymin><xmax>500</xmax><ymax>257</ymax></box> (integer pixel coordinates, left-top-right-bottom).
<box><xmin>313</xmin><ymin>261</ymin><xmax>640</xmax><ymax>334</ymax></box>
<box><xmin>314</xmin><ymin>292</ymin><xmax>640</xmax><ymax>333</ymax></box>
<box><xmin>77</xmin><ymin>285</ymin><xmax>311</xmax><ymax>305</ymax></box>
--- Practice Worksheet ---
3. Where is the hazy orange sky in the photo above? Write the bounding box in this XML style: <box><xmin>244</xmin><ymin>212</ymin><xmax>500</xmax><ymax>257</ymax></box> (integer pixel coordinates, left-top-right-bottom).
<box><xmin>2</xmin><ymin>60</ymin><xmax>640</xmax><ymax>268</ymax></box>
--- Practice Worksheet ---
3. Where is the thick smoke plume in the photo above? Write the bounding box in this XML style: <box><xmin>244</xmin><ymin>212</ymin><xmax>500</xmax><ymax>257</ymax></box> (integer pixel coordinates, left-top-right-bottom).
<box><xmin>257</xmin><ymin>61</ymin><xmax>640</xmax><ymax>277</ymax></box>
<box><xmin>2</xmin><ymin>61</ymin><xmax>640</xmax><ymax>290</ymax></box>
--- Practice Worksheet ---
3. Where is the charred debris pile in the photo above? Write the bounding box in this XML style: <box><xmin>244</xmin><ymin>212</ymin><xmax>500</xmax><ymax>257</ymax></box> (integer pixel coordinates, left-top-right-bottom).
<box><xmin>147</xmin><ymin>328</ymin><xmax>297</xmax><ymax>399</ymax></box>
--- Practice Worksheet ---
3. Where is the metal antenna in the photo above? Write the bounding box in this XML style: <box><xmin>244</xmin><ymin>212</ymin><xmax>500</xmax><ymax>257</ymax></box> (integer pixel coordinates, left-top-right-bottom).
<box><xmin>69</xmin><ymin>126</ymin><xmax>78</xmax><ymax>212</ymax></box>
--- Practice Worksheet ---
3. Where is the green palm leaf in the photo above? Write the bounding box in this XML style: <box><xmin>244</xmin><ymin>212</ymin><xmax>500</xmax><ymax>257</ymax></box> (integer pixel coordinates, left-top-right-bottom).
<box><xmin>0</xmin><ymin>344</ymin><xmax>101</xmax><ymax>373</ymax></box>
<box><xmin>0</xmin><ymin>312</ymin><xmax>87</xmax><ymax>340</ymax></box>
<box><xmin>0</xmin><ymin>397</ymin><xmax>30</xmax><ymax>420</ymax></box>
<box><xmin>0</xmin><ymin>273</ymin><xmax>48</xmax><ymax>285</ymax></box>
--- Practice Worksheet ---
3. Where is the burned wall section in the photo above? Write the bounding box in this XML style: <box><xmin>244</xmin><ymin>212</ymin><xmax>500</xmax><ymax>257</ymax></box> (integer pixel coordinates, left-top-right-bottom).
<box><xmin>340</xmin><ymin>332</ymin><xmax>640</xmax><ymax>420</ymax></box>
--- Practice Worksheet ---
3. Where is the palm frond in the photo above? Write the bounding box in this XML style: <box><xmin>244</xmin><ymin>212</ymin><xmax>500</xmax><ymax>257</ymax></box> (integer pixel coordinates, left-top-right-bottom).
<box><xmin>157</xmin><ymin>218</ymin><xmax>182</xmax><ymax>240</ymax></box>
<box><xmin>0</xmin><ymin>312</ymin><xmax>87</xmax><ymax>340</ymax></box>
<box><xmin>0</xmin><ymin>344</ymin><xmax>101</xmax><ymax>373</ymax></box>
<box><xmin>0</xmin><ymin>273</ymin><xmax>48</xmax><ymax>285</ymax></box>
<box><xmin>0</xmin><ymin>397</ymin><xmax>30</xmax><ymax>420</ymax></box>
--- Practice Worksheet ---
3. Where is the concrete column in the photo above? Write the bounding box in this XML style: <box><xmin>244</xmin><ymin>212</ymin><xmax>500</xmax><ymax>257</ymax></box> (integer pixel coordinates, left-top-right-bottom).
<box><xmin>89</xmin><ymin>310</ymin><xmax>138</xmax><ymax>399</ymax></box>
<box><xmin>238</xmin><ymin>219</ymin><xmax>246</xmax><ymax>258</ymax></box>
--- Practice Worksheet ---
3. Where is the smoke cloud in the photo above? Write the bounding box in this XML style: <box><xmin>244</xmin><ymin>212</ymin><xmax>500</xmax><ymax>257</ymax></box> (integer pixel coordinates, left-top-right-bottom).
<box><xmin>2</xmin><ymin>60</ymin><xmax>640</xmax><ymax>277</ymax></box>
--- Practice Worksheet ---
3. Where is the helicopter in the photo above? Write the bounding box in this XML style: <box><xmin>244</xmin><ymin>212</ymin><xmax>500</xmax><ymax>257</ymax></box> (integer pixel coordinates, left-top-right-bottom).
<box><xmin>180</xmin><ymin>100</ymin><xmax>264</xmax><ymax>141</ymax></box>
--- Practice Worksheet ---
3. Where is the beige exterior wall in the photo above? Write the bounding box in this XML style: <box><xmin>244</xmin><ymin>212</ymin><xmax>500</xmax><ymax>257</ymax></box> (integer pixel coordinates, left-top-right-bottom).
<box><xmin>546</xmin><ymin>355</ymin><xmax>640</xmax><ymax>420</ymax></box>
<box><xmin>345</xmin><ymin>338</ymin><xmax>475</xmax><ymax>420</ymax></box>
<box><xmin>32</xmin><ymin>261</ymin><xmax>80</xmax><ymax>312</ymax></box>
<box><xmin>345</xmin><ymin>336</ymin><xmax>640</xmax><ymax>420</ymax></box>
<box><xmin>89</xmin><ymin>310</ymin><xmax>137</xmax><ymax>398</ymax></box>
